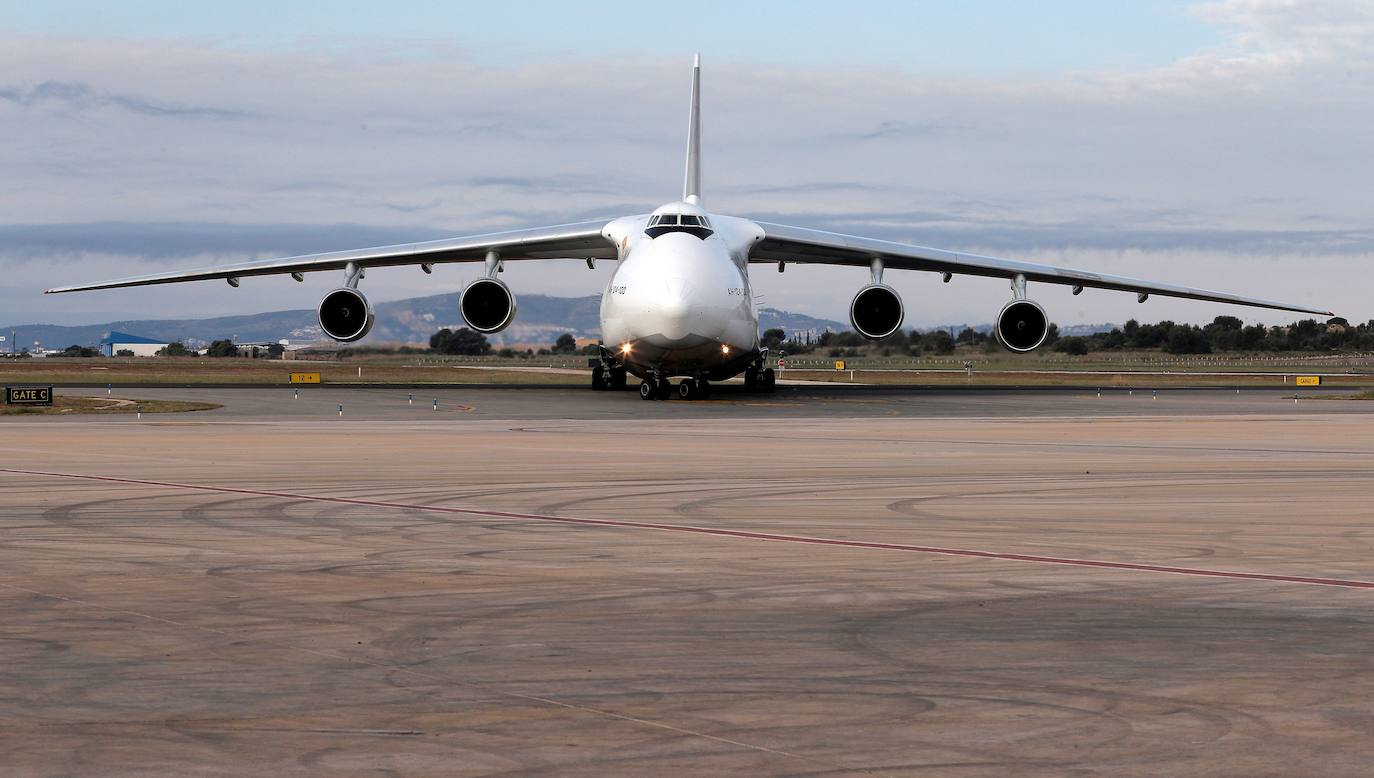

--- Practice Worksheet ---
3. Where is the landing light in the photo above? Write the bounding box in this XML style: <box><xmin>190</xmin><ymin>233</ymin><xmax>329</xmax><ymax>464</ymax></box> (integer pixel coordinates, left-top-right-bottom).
<box><xmin>721</xmin><ymin>344</ymin><xmax>730</xmax><ymax>355</ymax></box>
<box><xmin>620</xmin><ymin>343</ymin><xmax>632</xmax><ymax>354</ymax></box>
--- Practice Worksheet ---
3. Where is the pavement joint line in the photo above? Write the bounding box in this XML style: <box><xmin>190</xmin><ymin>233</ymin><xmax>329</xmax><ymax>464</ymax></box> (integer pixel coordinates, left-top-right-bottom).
<box><xmin>0</xmin><ymin>564</ymin><xmax>853</xmax><ymax>772</ymax></box>
<box><xmin>4</xmin><ymin>466</ymin><xmax>1374</xmax><ymax>591</ymax></box>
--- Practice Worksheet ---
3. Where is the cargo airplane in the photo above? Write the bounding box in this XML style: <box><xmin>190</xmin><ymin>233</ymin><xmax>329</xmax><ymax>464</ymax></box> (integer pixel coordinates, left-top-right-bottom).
<box><xmin>47</xmin><ymin>56</ymin><xmax>1332</xmax><ymax>401</ymax></box>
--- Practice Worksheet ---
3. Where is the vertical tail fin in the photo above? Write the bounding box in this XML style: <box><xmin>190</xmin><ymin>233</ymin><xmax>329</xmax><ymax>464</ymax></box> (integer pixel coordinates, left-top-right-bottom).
<box><xmin>683</xmin><ymin>54</ymin><xmax>702</xmax><ymax>204</ymax></box>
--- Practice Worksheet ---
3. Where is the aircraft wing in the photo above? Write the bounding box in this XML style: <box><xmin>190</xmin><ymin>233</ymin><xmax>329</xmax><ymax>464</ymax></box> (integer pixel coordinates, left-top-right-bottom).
<box><xmin>45</xmin><ymin>221</ymin><xmax>617</xmax><ymax>294</ymax></box>
<box><xmin>748</xmin><ymin>221</ymin><xmax>1333</xmax><ymax>316</ymax></box>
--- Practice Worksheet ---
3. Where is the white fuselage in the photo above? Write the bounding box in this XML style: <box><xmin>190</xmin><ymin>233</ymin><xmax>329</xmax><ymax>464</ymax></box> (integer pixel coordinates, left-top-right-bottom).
<box><xmin>598</xmin><ymin>205</ymin><xmax>765</xmax><ymax>380</ymax></box>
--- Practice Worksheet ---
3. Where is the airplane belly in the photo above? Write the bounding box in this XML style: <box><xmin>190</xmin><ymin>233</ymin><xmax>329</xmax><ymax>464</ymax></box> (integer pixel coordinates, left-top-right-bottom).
<box><xmin>600</xmin><ymin>238</ymin><xmax>758</xmax><ymax>379</ymax></box>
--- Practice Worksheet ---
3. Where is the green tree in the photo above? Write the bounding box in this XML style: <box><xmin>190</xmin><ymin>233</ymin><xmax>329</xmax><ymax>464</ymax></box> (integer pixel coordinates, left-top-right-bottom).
<box><xmin>157</xmin><ymin>342</ymin><xmax>192</xmax><ymax>357</ymax></box>
<box><xmin>1053</xmin><ymin>336</ymin><xmax>1089</xmax><ymax>356</ymax></box>
<box><xmin>430</xmin><ymin>328</ymin><xmax>491</xmax><ymax>355</ymax></box>
<box><xmin>920</xmin><ymin>330</ymin><xmax>956</xmax><ymax>355</ymax></box>
<box><xmin>206</xmin><ymin>339</ymin><xmax>239</xmax><ymax>357</ymax></box>
<box><xmin>1164</xmin><ymin>326</ymin><xmax>1211</xmax><ymax>354</ymax></box>
<box><xmin>551</xmin><ymin>333</ymin><xmax>578</xmax><ymax>354</ymax></box>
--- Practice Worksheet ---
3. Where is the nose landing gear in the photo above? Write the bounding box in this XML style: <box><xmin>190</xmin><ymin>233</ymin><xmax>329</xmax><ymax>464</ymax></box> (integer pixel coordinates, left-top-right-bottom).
<box><xmin>638</xmin><ymin>376</ymin><xmax>711</xmax><ymax>401</ymax></box>
<box><xmin>677</xmin><ymin>378</ymin><xmax>710</xmax><ymax>400</ymax></box>
<box><xmin>639</xmin><ymin>370</ymin><xmax>673</xmax><ymax>400</ymax></box>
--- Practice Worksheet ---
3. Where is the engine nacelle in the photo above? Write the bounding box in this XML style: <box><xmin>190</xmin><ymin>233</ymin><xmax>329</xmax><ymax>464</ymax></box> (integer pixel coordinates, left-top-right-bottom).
<box><xmin>460</xmin><ymin>277</ymin><xmax>517</xmax><ymax>334</ymax></box>
<box><xmin>317</xmin><ymin>287</ymin><xmax>375</xmax><ymax>343</ymax></box>
<box><xmin>996</xmin><ymin>299</ymin><xmax>1049</xmax><ymax>352</ymax></box>
<box><xmin>849</xmin><ymin>284</ymin><xmax>904</xmax><ymax>340</ymax></box>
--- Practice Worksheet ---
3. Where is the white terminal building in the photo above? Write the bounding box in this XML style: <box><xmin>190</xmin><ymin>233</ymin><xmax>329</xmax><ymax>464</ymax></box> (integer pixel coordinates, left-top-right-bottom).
<box><xmin>99</xmin><ymin>331</ymin><xmax>170</xmax><ymax>357</ymax></box>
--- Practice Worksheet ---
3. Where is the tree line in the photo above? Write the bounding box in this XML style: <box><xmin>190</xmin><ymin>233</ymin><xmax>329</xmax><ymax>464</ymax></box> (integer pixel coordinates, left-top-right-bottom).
<box><xmin>768</xmin><ymin>316</ymin><xmax>1361</xmax><ymax>357</ymax></box>
<box><xmin>42</xmin><ymin>316</ymin><xmax>1364</xmax><ymax>360</ymax></box>
<box><xmin>1051</xmin><ymin>316</ymin><xmax>1364</xmax><ymax>356</ymax></box>
<box><xmin>428</xmin><ymin>329</ymin><xmax>598</xmax><ymax>357</ymax></box>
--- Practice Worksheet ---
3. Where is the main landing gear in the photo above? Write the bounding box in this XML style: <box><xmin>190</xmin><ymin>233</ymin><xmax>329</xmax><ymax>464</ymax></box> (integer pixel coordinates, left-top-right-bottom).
<box><xmin>591</xmin><ymin>363</ymin><xmax>627</xmax><ymax>391</ymax></box>
<box><xmin>638</xmin><ymin>376</ymin><xmax>711</xmax><ymax>401</ymax></box>
<box><xmin>743</xmin><ymin>364</ymin><xmax>776</xmax><ymax>393</ymax></box>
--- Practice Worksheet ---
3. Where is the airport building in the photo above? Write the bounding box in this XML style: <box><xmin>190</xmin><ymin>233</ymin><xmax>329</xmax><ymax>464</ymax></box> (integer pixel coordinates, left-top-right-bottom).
<box><xmin>99</xmin><ymin>331</ymin><xmax>169</xmax><ymax>357</ymax></box>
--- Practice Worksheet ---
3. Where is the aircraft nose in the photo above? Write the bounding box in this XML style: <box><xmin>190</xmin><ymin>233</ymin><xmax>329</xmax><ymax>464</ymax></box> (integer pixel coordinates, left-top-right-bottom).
<box><xmin>658</xmin><ymin>278</ymin><xmax>693</xmax><ymax>339</ymax></box>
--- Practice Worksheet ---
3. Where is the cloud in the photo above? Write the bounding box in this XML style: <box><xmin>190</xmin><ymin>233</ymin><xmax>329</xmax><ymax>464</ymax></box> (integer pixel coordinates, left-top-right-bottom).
<box><xmin>0</xmin><ymin>5</ymin><xmax>1370</xmax><ymax>326</ymax></box>
<box><xmin>0</xmin><ymin>222</ymin><xmax>452</xmax><ymax>260</ymax></box>
<box><xmin>825</xmin><ymin>119</ymin><xmax>965</xmax><ymax>143</ymax></box>
<box><xmin>0</xmin><ymin>79</ymin><xmax>255</xmax><ymax>119</ymax></box>
<box><xmin>1081</xmin><ymin>0</ymin><xmax>1374</xmax><ymax>97</ymax></box>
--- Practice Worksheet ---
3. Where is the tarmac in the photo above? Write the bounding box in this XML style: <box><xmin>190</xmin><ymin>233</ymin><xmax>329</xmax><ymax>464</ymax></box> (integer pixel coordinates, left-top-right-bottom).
<box><xmin>3</xmin><ymin>386</ymin><xmax>1374</xmax><ymax>775</ymax></box>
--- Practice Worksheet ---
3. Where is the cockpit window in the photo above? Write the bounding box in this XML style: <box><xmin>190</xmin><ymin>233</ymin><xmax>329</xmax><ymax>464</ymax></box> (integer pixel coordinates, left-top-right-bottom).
<box><xmin>645</xmin><ymin>212</ymin><xmax>714</xmax><ymax>240</ymax></box>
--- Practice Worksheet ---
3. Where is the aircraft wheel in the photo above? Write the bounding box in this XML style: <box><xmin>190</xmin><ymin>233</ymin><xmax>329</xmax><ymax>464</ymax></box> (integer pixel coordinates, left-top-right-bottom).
<box><xmin>591</xmin><ymin>364</ymin><xmax>606</xmax><ymax>391</ymax></box>
<box><xmin>744</xmin><ymin>367</ymin><xmax>758</xmax><ymax>391</ymax></box>
<box><xmin>656</xmin><ymin>379</ymin><xmax>673</xmax><ymax>400</ymax></box>
<box><xmin>698</xmin><ymin>380</ymin><xmax>711</xmax><ymax>400</ymax></box>
<box><xmin>639</xmin><ymin>380</ymin><xmax>656</xmax><ymax>400</ymax></box>
<box><xmin>678</xmin><ymin>379</ymin><xmax>696</xmax><ymax>400</ymax></box>
<box><xmin>610</xmin><ymin>367</ymin><xmax>628</xmax><ymax>390</ymax></box>
<box><xmin>762</xmin><ymin>368</ymin><xmax>777</xmax><ymax>393</ymax></box>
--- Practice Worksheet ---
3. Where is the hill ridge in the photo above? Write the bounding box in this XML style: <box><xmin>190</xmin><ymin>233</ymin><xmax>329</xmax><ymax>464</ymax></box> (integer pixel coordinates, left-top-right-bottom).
<box><xmin>2</xmin><ymin>294</ymin><xmax>848</xmax><ymax>350</ymax></box>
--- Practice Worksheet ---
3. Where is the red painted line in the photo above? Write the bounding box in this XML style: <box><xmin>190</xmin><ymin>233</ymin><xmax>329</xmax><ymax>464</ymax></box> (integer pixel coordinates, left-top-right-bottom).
<box><xmin>4</xmin><ymin>466</ymin><xmax>1373</xmax><ymax>590</ymax></box>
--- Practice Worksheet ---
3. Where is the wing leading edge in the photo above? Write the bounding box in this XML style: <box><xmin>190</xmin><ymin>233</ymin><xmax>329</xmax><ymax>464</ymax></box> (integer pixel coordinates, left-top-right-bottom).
<box><xmin>750</xmin><ymin>221</ymin><xmax>1333</xmax><ymax>317</ymax></box>
<box><xmin>44</xmin><ymin>220</ymin><xmax>618</xmax><ymax>294</ymax></box>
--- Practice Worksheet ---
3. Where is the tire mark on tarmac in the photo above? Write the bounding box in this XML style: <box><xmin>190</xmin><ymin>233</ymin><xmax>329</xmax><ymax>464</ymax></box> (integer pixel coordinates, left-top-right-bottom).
<box><xmin>505</xmin><ymin>423</ymin><xmax>1374</xmax><ymax>458</ymax></box>
<box><xmin>5</xmin><ymin>466</ymin><xmax>1374</xmax><ymax>591</ymax></box>
<box><xmin>0</xmin><ymin>564</ymin><xmax>858</xmax><ymax>774</ymax></box>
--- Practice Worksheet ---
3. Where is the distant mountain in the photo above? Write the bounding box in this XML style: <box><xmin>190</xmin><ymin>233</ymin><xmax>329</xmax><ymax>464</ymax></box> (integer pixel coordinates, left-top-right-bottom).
<box><xmin>1057</xmin><ymin>322</ymin><xmax>1117</xmax><ymax>337</ymax></box>
<box><xmin>1</xmin><ymin>294</ymin><xmax>848</xmax><ymax>350</ymax></box>
<box><xmin>920</xmin><ymin>322</ymin><xmax>1117</xmax><ymax>337</ymax></box>
<box><xmin>756</xmin><ymin>307</ymin><xmax>849</xmax><ymax>338</ymax></box>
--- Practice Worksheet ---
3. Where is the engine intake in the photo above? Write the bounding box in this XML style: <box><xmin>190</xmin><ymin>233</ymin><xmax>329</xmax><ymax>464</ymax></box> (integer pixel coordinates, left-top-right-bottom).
<box><xmin>317</xmin><ymin>287</ymin><xmax>374</xmax><ymax>342</ymax></box>
<box><xmin>996</xmin><ymin>299</ymin><xmax>1049</xmax><ymax>352</ymax></box>
<box><xmin>849</xmin><ymin>284</ymin><xmax>904</xmax><ymax>340</ymax></box>
<box><xmin>460</xmin><ymin>277</ymin><xmax>517</xmax><ymax>334</ymax></box>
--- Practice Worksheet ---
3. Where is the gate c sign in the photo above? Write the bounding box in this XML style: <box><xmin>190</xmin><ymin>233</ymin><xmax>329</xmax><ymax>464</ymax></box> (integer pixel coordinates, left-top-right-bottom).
<box><xmin>5</xmin><ymin>386</ymin><xmax>53</xmax><ymax>406</ymax></box>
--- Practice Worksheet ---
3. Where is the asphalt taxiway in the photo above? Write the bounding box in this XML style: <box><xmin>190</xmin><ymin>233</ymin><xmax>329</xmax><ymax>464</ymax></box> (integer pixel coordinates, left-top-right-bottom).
<box><xmin>23</xmin><ymin>382</ymin><xmax>1374</xmax><ymax>420</ymax></box>
<box><xmin>3</xmin><ymin>387</ymin><xmax>1374</xmax><ymax>775</ymax></box>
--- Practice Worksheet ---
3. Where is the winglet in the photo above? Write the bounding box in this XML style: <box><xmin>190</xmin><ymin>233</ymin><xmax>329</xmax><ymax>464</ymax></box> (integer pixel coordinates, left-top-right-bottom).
<box><xmin>683</xmin><ymin>54</ymin><xmax>702</xmax><ymax>205</ymax></box>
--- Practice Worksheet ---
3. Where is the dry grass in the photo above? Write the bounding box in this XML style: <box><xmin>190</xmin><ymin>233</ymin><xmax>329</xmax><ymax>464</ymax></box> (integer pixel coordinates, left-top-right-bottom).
<box><xmin>1</xmin><ymin>354</ymin><xmax>1369</xmax><ymax>389</ymax></box>
<box><xmin>779</xmin><ymin>369</ymin><xmax>1374</xmax><ymax>388</ymax></box>
<box><xmin>0</xmin><ymin>395</ymin><xmax>220</xmax><ymax>415</ymax></box>
<box><xmin>0</xmin><ymin>357</ymin><xmax>591</xmax><ymax>386</ymax></box>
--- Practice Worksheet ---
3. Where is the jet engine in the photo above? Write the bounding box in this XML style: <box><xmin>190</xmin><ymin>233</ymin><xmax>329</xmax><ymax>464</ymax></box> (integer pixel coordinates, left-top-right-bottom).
<box><xmin>849</xmin><ymin>284</ymin><xmax>904</xmax><ymax>340</ymax></box>
<box><xmin>460</xmin><ymin>277</ymin><xmax>517</xmax><ymax>334</ymax></box>
<box><xmin>995</xmin><ymin>299</ymin><xmax>1049</xmax><ymax>352</ymax></box>
<box><xmin>317</xmin><ymin>287</ymin><xmax>375</xmax><ymax>342</ymax></box>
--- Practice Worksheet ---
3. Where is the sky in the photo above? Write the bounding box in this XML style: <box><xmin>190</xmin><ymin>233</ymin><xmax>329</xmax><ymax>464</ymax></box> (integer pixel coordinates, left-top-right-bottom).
<box><xmin>0</xmin><ymin>0</ymin><xmax>1370</xmax><ymax>330</ymax></box>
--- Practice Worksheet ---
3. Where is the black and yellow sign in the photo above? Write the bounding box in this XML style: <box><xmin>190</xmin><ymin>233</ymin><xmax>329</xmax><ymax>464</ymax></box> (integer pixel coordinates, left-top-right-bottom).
<box><xmin>834</xmin><ymin>360</ymin><xmax>846</xmax><ymax>371</ymax></box>
<box><xmin>289</xmin><ymin>372</ymin><xmax>321</xmax><ymax>384</ymax></box>
<box><xmin>1295</xmin><ymin>375</ymin><xmax>1322</xmax><ymax>387</ymax></box>
<box><xmin>5</xmin><ymin>386</ymin><xmax>53</xmax><ymax>406</ymax></box>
